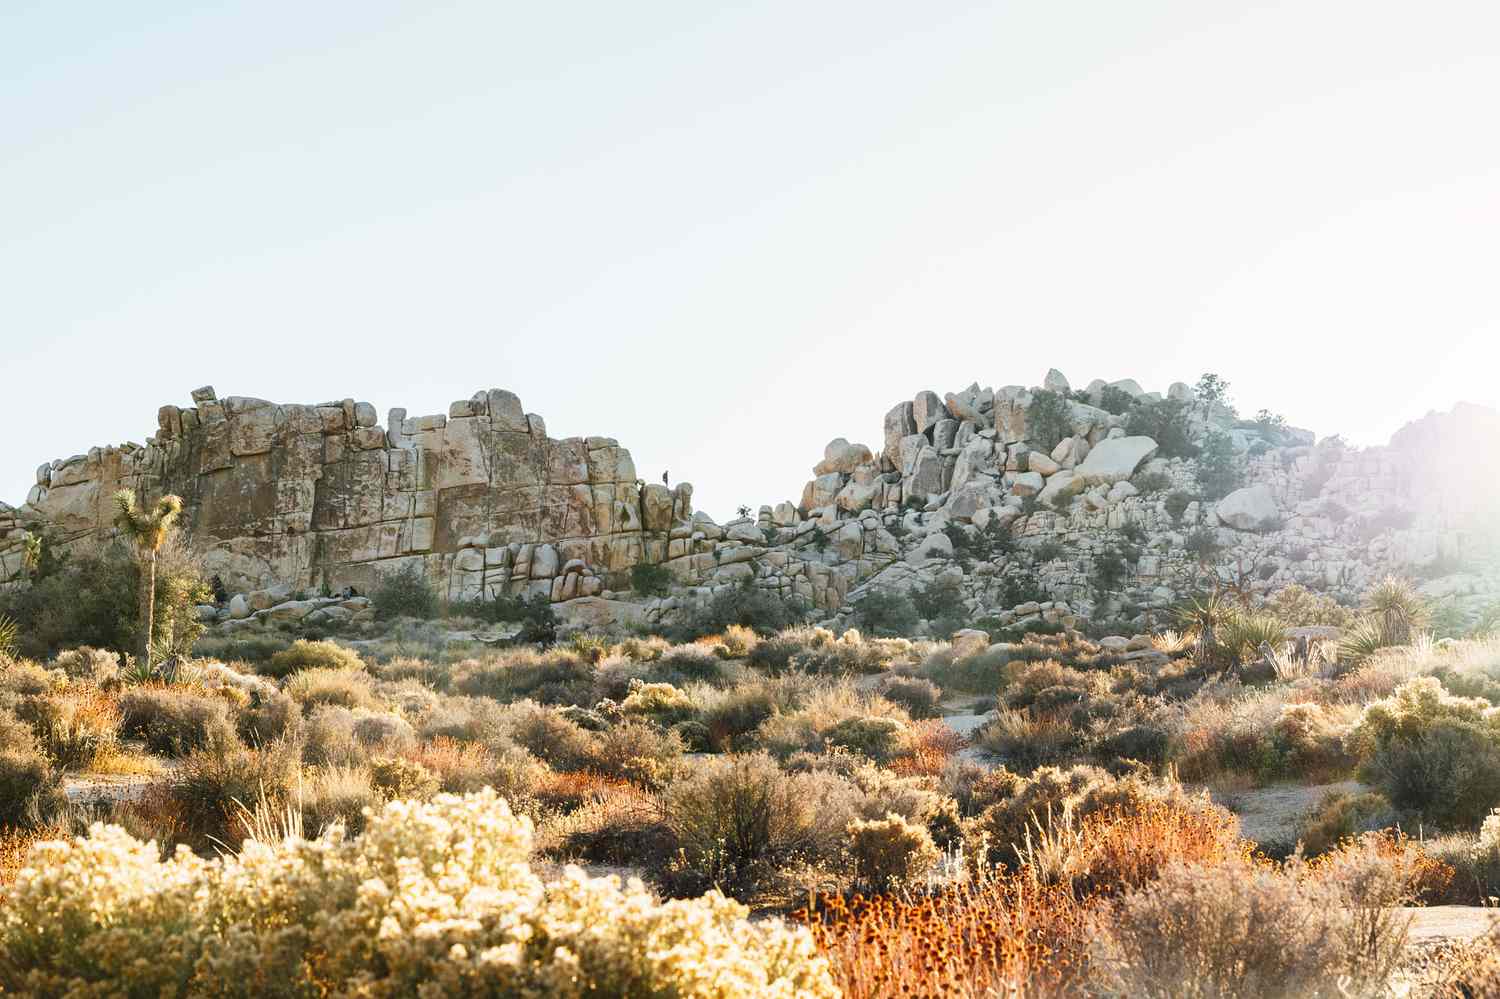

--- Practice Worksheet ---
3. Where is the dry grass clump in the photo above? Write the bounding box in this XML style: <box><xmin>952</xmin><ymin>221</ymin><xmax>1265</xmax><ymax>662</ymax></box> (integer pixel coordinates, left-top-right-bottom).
<box><xmin>283</xmin><ymin>666</ymin><xmax>377</xmax><ymax>712</ymax></box>
<box><xmin>261</xmin><ymin>638</ymin><xmax>365</xmax><ymax>679</ymax></box>
<box><xmin>15</xmin><ymin>685</ymin><xmax>121</xmax><ymax>769</ymax></box>
<box><xmin>451</xmin><ymin>647</ymin><xmax>596</xmax><ymax>705</ymax></box>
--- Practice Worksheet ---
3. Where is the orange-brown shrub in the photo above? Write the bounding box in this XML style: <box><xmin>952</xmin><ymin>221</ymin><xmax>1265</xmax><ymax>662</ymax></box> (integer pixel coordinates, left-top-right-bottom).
<box><xmin>794</xmin><ymin>878</ymin><xmax>1093</xmax><ymax>998</ymax></box>
<box><xmin>1305</xmin><ymin>829</ymin><xmax>1454</xmax><ymax>905</ymax></box>
<box><xmin>889</xmin><ymin>719</ymin><xmax>965</xmax><ymax>778</ymax></box>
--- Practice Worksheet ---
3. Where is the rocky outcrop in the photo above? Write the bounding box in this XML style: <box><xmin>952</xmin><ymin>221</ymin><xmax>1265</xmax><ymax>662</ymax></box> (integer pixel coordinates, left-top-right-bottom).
<box><xmin>5</xmin><ymin>374</ymin><xmax>1499</xmax><ymax>636</ymax></box>
<box><xmin>1</xmin><ymin>387</ymin><xmax>693</xmax><ymax>605</ymax></box>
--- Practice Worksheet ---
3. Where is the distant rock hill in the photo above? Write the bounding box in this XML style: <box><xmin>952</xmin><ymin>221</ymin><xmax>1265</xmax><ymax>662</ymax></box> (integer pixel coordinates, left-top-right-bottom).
<box><xmin>3</xmin><ymin>373</ymin><xmax>1497</xmax><ymax>634</ymax></box>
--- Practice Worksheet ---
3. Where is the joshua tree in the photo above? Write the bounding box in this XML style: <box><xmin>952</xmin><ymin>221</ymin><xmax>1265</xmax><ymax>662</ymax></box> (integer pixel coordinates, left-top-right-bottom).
<box><xmin>113</xmin><ymin>490</ymin><xmax>185</xmax><ymax>664</ymax></box>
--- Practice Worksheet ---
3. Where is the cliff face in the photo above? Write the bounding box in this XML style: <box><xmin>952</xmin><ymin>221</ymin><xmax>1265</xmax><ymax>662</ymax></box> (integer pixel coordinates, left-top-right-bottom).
<box><xmin>0</xmin><ymin>386</ymin><xmax>692</xmax><ymax>602</ymax></box>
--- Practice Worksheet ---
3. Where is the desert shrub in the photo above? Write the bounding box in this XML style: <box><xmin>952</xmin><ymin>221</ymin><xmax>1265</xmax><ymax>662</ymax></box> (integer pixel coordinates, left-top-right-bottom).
<box><xmin>503</xmin><ymin>701</ymin><xmax>600</xmax><ymax>771</ymax></box>
<box><xmin>1296</xmin><ymin>791</ymin><xmax>1398</xmax><ymax>858</ymax></box>
<box><xmin>661</xmin><ymin>752</ymin><xmax>851</xmax><ymax>900</ymax></box>
<box><xmin>302</xmin><ymin>705</ymin><xmax>415</xmax><ymax>765</ymax></box>
<box><xmin>654</xmin><ymin>643</ymin><xmax>730</xmax><ymax>684</ymax></box>
<box><xmin>451</xmin><ymin>648</ymin><xmax>595</xmax><ymax>705</ymax></box>
<box><xmin>593</xmin><ymin>720</ymin><xmax>684</xmax><ymax>787</ymax></box>
<box><xmin>371</xmin><ymin>562</ymin><xmax>438</xmax><ymax>620</ymax></box>
<box><xmin>1096</xmin><ymin>723</ymin><xmax>1171</xmax><ymax>767</ymax></box>
<box><xmin>1099</xmin><ymin>855</ymin><xmax>1410</xmax><ymax>998</ymax></box>
<box><xmin>911</xmin><ymin>577</ymin><xmax>967</xmax><ymax>628</ymax></box>
<box><xmin>263</xmin><ymin>638</ymin><xmax>364</xmax><ymax>679</ymax></box>
<box><xmin>168</xmin><ymin>740</ymin><xmax>301</xmax><ymax>847</ymax></box>
<box><xmin>746</xmin><ymin>626</ymin><xmax>833</xmax><ymax>674</ymax></box>
<box><xmin>0</xmin><ymin>790</ymin><xmax>838</xmax><ymax>998</ymax></box>
<box><xmin>848</xmin><ymin>589</ymin><xmax>919</xmax><ymax>637</ymax></box>
<box><xmin>1194</xmin><ymin>431</ymin><xmax>1242</xmax><ymax>500</ymax></box>
<box><xmin>1262</xmin><ymin>584</ymin><xmax>1354</xmax><ymax>628</ymax></box>
<box><xmin>368</xmin><ymin>755</ymin><xmax>441</xmax><ymax>801</ymax></box>
<box><xmin>920</xmin><ymin>641</ymin><xmax>1010</xmax><ymax>693</ymax></box>
<box><xmin>0</xmin><ymin>747</ymin><xmax>65</xmax><ymax>828</ymax></box>
<box><xmin>119</xmin><ymin>687</ymin><xmax>238</xmax><ymax>757</ymax></box>
<box><xmin>825</xmin><ymin>716</ymin><xmax>907</xmax><ymax>763</ymax></box>
<box><xmin>50</xmin><ymin>647</ymin><xmax>120</xmax><ymax>686</ymax></box>
<box><xmin>536</xmin><ymin>782</ymin><xmax>677</xmax><ymax>868</ymax></box>
<box><xmin>620</xmin><ymin>680</ymin><xmax>696</xmax><ymax>726</ymax></box>
<box><xmin>1348</xmin><ymin>677</ymin><xmax>1500</xmax><ymax>828</ymax></box>
<box><xmin>756</xmin><ymin>685</ymin><xmax>910</xmax><ymax>761</ymax></box>
<box><xmin>975</xmin><ymin>708</ymin><xmax>1082</xmax><ymax>773</ymax></box>
<box><xmin>879</xmin><ymin>676</ymin><xmax>942</xmax><ymax>719</ymax></box>
<box><xmin>846</xmin><ymin>812</ymin><xmax>941</xmax><ymax>893</ymax></box>
<box><xmin>300</xmin><ymin>764</ymin><xmax>379</xmax><ymax>837</ymax></box>
<box><xmin>1164</xmin><ymin>490</ymin><xmax>1194</xmax><ymax>523</ymax></box>
<box><xmin>783</xmin><ymin>630</ymin><xmax>914</xmax><ymax>677</ymax></box>
<box><xmin>669</xmin><ymin>580</ymin><xmax>810</xmax><ymax>642</ymax></box>
<box><xmin>236</xmin><ymin>689</ymin><xmax>302</xmax><ymax>745</ymax></box>
<box><xmin>284</xmin><ymin>667</ymin><xmax>376</xmax><ymax>714</ymax></box>
<box><xmin>698</xmin><ymin>676</ymin><xmax>810</xmax><ymax>751</ymax></box>
<box><xmin>368</xmin><ymin>654</ymin><xmax>449</xmax><ymax>688</ymax></box>
<box><xmin>17</xmin><ymin>687</ymin><xmax>121</xmax><ymax>770</ymax></box>
<box><xmin>629</xmin><ymin>561</ymin><xmax>673</xmax><ymax>597</ymax></box>
<box><xmin>1126</xmin><ymin>398</ymin><xmax>1197</xmax><ymax>458</ymax></box>
<box><xmin>970</xmin><ymin>765</ymin><xmax>1226</xmax><ymax>870</ymax></box>
<box><xmin>1024</xmin><ymin>389</ymin><xmax>1074</xmax><ymax>453</ymax></box>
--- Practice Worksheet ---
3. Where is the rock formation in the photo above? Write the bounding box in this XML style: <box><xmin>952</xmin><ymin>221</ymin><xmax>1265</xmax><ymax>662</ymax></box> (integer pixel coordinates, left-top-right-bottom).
<box><xmin>4</xmin><ymin>377</ymin><xmax>1499</xmax><ymax>635</ymax></box>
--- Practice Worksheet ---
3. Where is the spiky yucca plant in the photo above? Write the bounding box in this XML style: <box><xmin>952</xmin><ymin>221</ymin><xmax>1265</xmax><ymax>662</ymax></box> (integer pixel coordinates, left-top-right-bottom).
<box><xmin>1364</xmin><ymin>575</ymin><xmax>1430</xmax><ymax>647</ymax></box>
<box><xmin>113</xmin><ymin>490</ymin><xmax>185</xmax><ymax>666</ymax></box>
<box><xmin>0</xmin><ymin>614</ymin><xmax>17</xmax><ymax>659</ymax></box>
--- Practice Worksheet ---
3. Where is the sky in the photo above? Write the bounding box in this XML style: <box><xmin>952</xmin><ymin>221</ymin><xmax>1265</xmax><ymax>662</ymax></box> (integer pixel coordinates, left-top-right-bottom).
<box><xmin>4</xmin><ymin>1</ymin><xmax>1498</xmax><ymax>520</ymax></box>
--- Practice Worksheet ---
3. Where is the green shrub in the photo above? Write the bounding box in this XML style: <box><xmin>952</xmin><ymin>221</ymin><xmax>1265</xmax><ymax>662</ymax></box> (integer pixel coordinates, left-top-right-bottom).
<box><xmin>825</xmin><ymin>716</ymin><xmax>907</xmax><ymax>763</ymax></box>
<box><xmin>1194</xmin><ymin>431</ymin><xmax>1242</xmax><ymax>501</ymax></box>
<box><xmin>912</xmin><ymin>577</ymin><xmax>966</xmax><ymax>623</ymax></box>
<box><xmin>661</xmin><ymin>752</ymin><xmax>848</xmax><ymax>900</ymax></box>
<box><xmin>369</xmin><ymin>756</ymin><xmax>441</xmax><ymax>801</ymax></box>
<box><xmin>1125</xmin><ymin>398</ymin><xmax>1197</xmax><ymax>459</ymax></box>
<box><xmin>593</xmin><ymin>720</ymin><xmax>684</xmax><ymax>787</ymax></box>
<box><xmin>262</xmin><ymin>639</ymin><xmax>364</xmax><ymax>679</ymax></box>
<box><xmin>504</xmin><ymin>702</ymin><xmax>599</xmax><ymax>771</ymax></box>
<box><xmin>848</xmin><ymin>589</ymin><xmax>919</xmax><ymax>638</ymax></box>
<box><xmin>669</xmin><ymin>581</ymin><xmax>809</xmax><ymax>642</ymax></box>
<box><xmin>1132</xmin><ymin>471</ymin><xmax>1172</xmax><ymax>494</ymax></box>
<box><xmin>0</xmin><ymin>541</ymin><xmax>208</xmax><ymax>660</ymax></box>
<box><xmin>1024</xmin><ymin>390</ymin><xmax>1074</xmax><ymax>453</ymax></box>
<box><xmin>1165</xmin><ymin>490</ymin><xmax>1195</xmax><ymax>523</ymax></box>
<box><xmin>372</xmin><ymin>563</ymin><xmax>438</xmax><ymax>620</ymax></box>
<box><xmin>1297</xmin><ymin>790</ymin><xmax>1397</xmax><ymax>857</ymax></box>
<box><xmin>1349</xmin><ymin>677</ymin><xmax>1500</xmax><ymax>828</ymax></box>
<box><xmin>620</xmin><ymin>680</ymin><xmax>697</xmax><ymax>726</ymax></box>
<box><xmin>629</xmin><ymin>562</ymin><xmax>673</xmax><ymax>598</ymax></box>
<box><xmin>0</xmin><ymin>747</ymin><xmax>65</xmax><ymax>827</ymax></box>
<box><xmin>1184</xmin><ymin>527</ymin><xmax>1222</xmax><ymax>563</ymax></box>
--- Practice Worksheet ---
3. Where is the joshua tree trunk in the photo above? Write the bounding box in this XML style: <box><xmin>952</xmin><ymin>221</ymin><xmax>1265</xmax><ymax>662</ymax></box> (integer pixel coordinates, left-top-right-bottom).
<box><xmin>143</xmin><ymin>550</ymin><xmax>157</xmax><ymax>665</ymax></box>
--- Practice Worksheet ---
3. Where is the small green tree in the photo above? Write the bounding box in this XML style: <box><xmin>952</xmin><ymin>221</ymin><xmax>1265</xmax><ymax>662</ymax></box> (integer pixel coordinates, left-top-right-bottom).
<box><xmin>1126</xmin><ymin>399</ymin><xmax>1197</xmax><ymax>458</ymax></box>
<box><xmin>1194</xmin><ymin>431</ymin><xmax>1242</xmax><ymax>500</ymax></box>
<box><xmin>112</xmin><ymin>490</ymin><xmax>185</xmax><ymax>665</ymax></box>
<box><xmin>1194</xmin><ymin>372</ymin><xmax>1235</xmax><ymax>418</ymax></box>
<box><xmin>1024</xmin><ymin>390</ymin><xmax>1074</xmax><ymax>453</ymax></box>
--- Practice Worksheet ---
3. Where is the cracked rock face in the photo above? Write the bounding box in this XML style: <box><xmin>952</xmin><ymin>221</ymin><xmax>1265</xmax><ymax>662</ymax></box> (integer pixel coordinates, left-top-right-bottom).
<box><xmin>2</xmin><ymin>386</ymin><xmax>681</xmax><ymax>603</ymax></box>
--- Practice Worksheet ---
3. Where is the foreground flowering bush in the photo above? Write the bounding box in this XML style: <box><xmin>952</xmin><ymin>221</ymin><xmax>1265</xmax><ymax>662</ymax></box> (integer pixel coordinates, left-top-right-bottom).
<box><xmin>0</xmin><ymin>790</ymin><xmax>837</xmax><ymax>998</ymax></box>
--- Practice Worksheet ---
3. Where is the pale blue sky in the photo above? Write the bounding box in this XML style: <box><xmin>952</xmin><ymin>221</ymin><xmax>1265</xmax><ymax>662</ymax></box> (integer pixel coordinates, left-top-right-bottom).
<box><xmin>5</xmin><ymin>1</ymin><xmax>1498</xmax><ymax>518</ymax></box>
